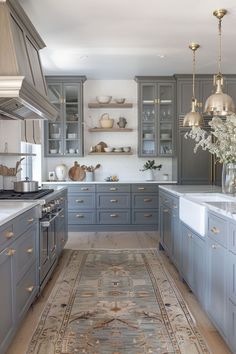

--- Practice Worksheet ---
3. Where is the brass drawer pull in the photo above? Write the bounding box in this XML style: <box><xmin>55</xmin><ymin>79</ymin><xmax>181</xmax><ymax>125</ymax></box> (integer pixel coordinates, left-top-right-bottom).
<box><xmin>60</xmin><ymin>197</ymin><xmax>64</xmax><ymax>201</ymax></box>
<box><xmin>110</xmin><ymin>187</ymin><xmax>117</xmax><ymax>191</ymax></box>
<box><xmin>211</xmin><ymin>226</ymin><xmax>220</xmax><ymax>234</ymax></box>
<box><xmin>6</xmin><ymin>249</ymin><xmax>16</xmax><ymax>256</ymax></box>
<box><xmin>110</xmin><ymin>199</ymin><xmax>118</xmax><ymax>203</ymax></box>
<box><xmin>110</xmin><ymin>214</ymin><xmax>118</xmax><ymax>217</ymax></box>
<box><xmin>81</xmin><ymin>187</ymin><xmax>89</xmax><ymax>191</ymax></box>
<box><xmin>27</xmin><ymin>248</ymin><xmax>33</xmax><ymax>254</ymax></box>
<box><xmin>26</xmin><ymin>286</ymin><xmax>34</xmax><ymax>293</ymax></box>
<box><xmin>144</xmin><ymin>198</ymin><xmax>152</xmax><ymax>202</ymax></box>
<box><xmin>211</xmin><ymin>244</ymin><xmax>218</xmax><ymax>249</ymax></box>
<box><xmin>76</xmin><ymin>214</ymin><xmax>84</xmax><ymax>218</ymax></box>
<box><xmin>76</xmin><ymin>199</ymin><xmax>84</xmax><ymax>203</ymax></box>
<box><xmin>173</xmin><ymin>204</ymin><xmax>178</xmax><ymax>209</ymax></box>
<box><xmin>144</xmin><ymin>214</ymin><xmax>152</xmax><ymax>218</ymax></box>
<box><xmin>4</xmin><ymin>231</ymin><xmax>14</xmax><ymax>239</ymax></box>
<box><xmin>28</xmin><ymin>218</ymin><xmax>34</xmax><ymax>224</ymax></box>
<box><xmin>138</xmin><ymin>187</ymin><xmax>145</xmax><ymax>190</ymax></box>
<box><xmin>163</xmin><ymin>209</ymin><xmax>169</xmax><ymax>213</ymax></box>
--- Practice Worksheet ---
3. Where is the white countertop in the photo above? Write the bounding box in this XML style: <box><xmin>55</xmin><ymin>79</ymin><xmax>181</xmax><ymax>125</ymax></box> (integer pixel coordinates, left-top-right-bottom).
<box><xmin>0</xmin><ymin>201</ymin><xmax>40</xmax><ymax>227</ymax></box>
<box><xmin>43</xmin><ymin>180</ymin><xmax>178</xmax><ymax>184</ymax></box>
<box><xmin>203</xmin><ymin>201</ymin><xmax>236</xmax><ymax>221</ymax></box>
<box><xmin>159</xmin><ymin>184</ymin><xmax>222</xmax><ymax>197</ymax></box>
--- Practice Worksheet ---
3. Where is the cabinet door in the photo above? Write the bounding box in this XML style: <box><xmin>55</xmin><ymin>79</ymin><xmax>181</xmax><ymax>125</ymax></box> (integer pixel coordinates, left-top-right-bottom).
<box><xmin>179</xmin><ymin>130</ymin><xmax>212</xmax><ymax>184</ymax></box>
<box><xmin>64</xmin><ymin>83</ymin><xmax>83</xmax><ymax>156</ymax></box>
<box><xmin>138</xmin><ymin>83</ymin><xmax>158</xmax><ymax>157</ymax></box>
<box><xmin>162</xmin><ymin>206</ymin><xmax>172</xmax><ymax>255</ymax></box>
<box><xmin>172</xmin><ymin>214</ymin><xmax>181</xmax><ymax>269</ymax></box>
<box><xmin>229</xmin><ymin>252</ymin><xmax>236</xmax><ymax>304</ymax></box>
<box><xmin>207</xmin><ymin>238</ymin><xmax>227</xmax><ymax>336</ymax></box>
<box><xmin>0</xmin><ymin>248</ymin><xmax>15</xmax><ymax>353</ymax></box>
<box><xmin>46</xmin><ymin>83</ymin><xmax>64</xmax><ymax>156</ymax></box>
<box><xmin>181</xmin><ymin>224</ymin><xmax>193</xmax><ymax>287</ymax></box>
<box><xmin>192</xmin><ymin>233</ymin><xmax>206</xmax><ymax>307</ymax></box>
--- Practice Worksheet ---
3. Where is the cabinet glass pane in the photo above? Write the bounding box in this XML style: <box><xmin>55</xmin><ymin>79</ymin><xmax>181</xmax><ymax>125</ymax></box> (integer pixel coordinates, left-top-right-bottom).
<box><xmin>159</xmin><ymin>85</ymin><xmax>172</xmax><ymax>102</ymax></box>
<box><xmin>159</xmin><ymin>123</ymin><xmax>173</xmax><ymax>155</ymax></box>
<box><xmin>48</xmin><ymin>139</ymin><xmax>62</xmax><ymax>155</ymax></box>
<box><xmin>141</xmin><ymin>123</ymin><xmax>156</xmax><ymax>156</ymax></box>
<box><xmin>160</xmin><ymin>104</ymin><xmax>172</xmax><ymax>121</ymax></box>
<box><xmin>48</xmin><ymin>84</ymin><xmax>62</xmax><ymax>122</ymax></box>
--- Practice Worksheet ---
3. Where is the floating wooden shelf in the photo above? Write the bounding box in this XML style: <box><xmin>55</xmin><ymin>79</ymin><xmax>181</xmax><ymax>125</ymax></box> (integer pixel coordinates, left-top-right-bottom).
<box><xmin>88</xmin><ymin>152</ymin><xmax>133</xmax><ymax>156</ymax></box>
<box><xmin>0</xmin><ymin>153</ymin><xmax>36</xmax><ymax>156</ymax></box>
<box><xmin>88</xmin><ymin>103</ymin><xmax>133</xmax><ymax>109</ymax></box>
<box><xmin>88</xmin><ymin>128</ymin><xmax>133</xmax><ymax>132</ymax></box>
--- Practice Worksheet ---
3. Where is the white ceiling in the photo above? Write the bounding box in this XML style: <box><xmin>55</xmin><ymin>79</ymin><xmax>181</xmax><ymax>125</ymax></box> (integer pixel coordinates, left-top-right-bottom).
<box><xmin>19</xmin><ymin>0</ymin><xmax>236</xmax><ymax>79</ymax></box>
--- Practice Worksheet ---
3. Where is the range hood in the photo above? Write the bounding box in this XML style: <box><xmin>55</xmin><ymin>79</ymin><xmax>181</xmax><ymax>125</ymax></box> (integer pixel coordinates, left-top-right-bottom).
<box><xmin>0</xmin><ymin>0</ymin><xmax>58</xmax><ymax>121</ymax></box>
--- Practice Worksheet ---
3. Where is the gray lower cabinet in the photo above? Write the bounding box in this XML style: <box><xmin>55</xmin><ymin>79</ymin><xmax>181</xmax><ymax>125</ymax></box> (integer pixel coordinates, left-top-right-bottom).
<box><xmin>160</xmin><ymin>204</ymin><xmax>172</xmax><ymax>255</ymax></box>
<box><xmin>0</xmin><ymin>208</ymin><xmax>39</xmax><ymax>354</ymax></box>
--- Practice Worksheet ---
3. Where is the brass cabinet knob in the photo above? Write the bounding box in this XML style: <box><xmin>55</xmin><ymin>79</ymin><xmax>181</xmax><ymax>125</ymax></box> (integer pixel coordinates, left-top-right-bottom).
<box><xmin>4</xmin><ymin>231</ymin><xmax>14</xmax><ymax>239</ymax></box>
<box><xmin>26</xmin><ymin>248</ymin><xmax>33</xmax><ymax>254</ymax></box>
<box><xmin>210</xmin><ymin>226</ymin><xmax>220</xmax><ymax>234</ymax></box>
<box><xmin>6</xmin><ymin>249</ymin><xmax>16</xmax><ymax>256</ymax></box>
<box><xmin>60</xmin><ymin>197</ymin><xmax>64</xmax><ymax>201</ymax></box>
<box><xmin>27</xmin><ymin>218</ymin><xmax>34</xmax><ymax>224</ymax></box>
<box><xmin>26</xmin><ymin>286</ymin><xmax>34</xmax><ymax>293</ymax></box>
<box><xmin>211</xmin><ymin>244</ymin><xmax>218</xmax><ymax>249</ymax></box>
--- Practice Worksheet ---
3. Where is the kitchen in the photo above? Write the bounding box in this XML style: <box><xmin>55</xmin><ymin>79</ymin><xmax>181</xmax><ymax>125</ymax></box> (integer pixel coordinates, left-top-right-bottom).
<box><xmin>0</xmin><ymin>0</ymin><xmax>236</xmax><ymax>353</ymax></box>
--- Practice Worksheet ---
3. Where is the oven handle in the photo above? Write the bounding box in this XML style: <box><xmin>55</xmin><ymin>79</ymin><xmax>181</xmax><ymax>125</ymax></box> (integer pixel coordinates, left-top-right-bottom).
<box><xmin>40</xmin><ymin>209</ymin><xmax>62</xmax><ymax>228</ymax></box>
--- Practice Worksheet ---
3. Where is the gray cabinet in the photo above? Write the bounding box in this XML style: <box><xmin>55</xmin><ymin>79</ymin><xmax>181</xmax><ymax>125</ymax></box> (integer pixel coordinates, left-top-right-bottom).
<box><xmin>181</xmin><ymin>224</ymin><xmax>193</xmax><ymax>287</ymax></box>
<box><xmin>160</xmin><ymin>204</ymin><xmax>172</xmax><ymax>255</ymax></box>
<box><xmin>136</xmin><ymin>77</ymin><xmax>176</xmax><ymax>157</ymax></box>
<box><xmin>45</xmin><ymin>76</ymin><xmax>86</xmax><ymax>157</ymax></box>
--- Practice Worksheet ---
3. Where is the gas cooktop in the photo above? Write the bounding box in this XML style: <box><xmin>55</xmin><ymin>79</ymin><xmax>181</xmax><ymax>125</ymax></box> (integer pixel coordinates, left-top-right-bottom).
<box><xmin>0</xmin><ymin>189</ymin><xmax>54</xmax><ymax>200</ymax></box>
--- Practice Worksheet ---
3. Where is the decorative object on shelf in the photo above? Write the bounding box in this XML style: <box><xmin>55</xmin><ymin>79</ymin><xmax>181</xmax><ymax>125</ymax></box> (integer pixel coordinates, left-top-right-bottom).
<box><xmin>114</xmin><ymin>98</ymin><xmax>126</xmax><ymax>104</ymax></box>
<box><xmin>68</xmin><ymin>161</ymin><xmax>86</xmax><ymax>181</ymax></box>
<box><xmin>204</xmin><ymin>9</ymin><xmax>235</xmax><ymax>117</ymax></box>
<box><xmin>185</xmin><ymin>116</ymin><xmax>236</xmax><ymax>193</ymax></box>
<box><xmin>105</xmin><ymin>175</ymin><xmax>119</xmax><ymax>182</ymax></box>
<box><xmin>96</xmin><ymin>96</ymin><xmax>112</xmax><ymax>104</ymax></box>
<box><xmin>140</xmin><ymin>160</ymin><xmax>162</xmax><ymax>181</ymax></box>
<box><xmin>48</xmin><ymin>171</ymin><xmax>56</xmax><ymax>181</ymax></box>
<box><xmin>95</xmin><ymin>141</ymin><xmax>107</xmax><ymax>152</ymax></box>
<box><xmin>123</xmin><ymin>146</ymin><xmax>131</xmax><ymax>152</ymax></box>
<box><xmin>183</xmin><ymin>43</ymin><xmax>203</xmax><ymax>127</ymax></box>
<box><xmin>99</xmin><ymin>113</ymin><xmax>114</xmax><ymax>128</ymax></box>
<box><xmin>88</xmin><ymin>102</ymin><xmax>133</xmax><ymax>108</ymax></box>
<box><xmin>117</xmin><ymin>117</ymin><xmax>127</xmax><ymax>128</ymax></box>
<box><xmin>55</xmin><ymin>164</ymin><xmax>67</xmax><ymax>181</ymax></box>
<box><xmin>104</xmin><ymin>147</ymin><xmax>113</xmax><ymax>152</ymax></box>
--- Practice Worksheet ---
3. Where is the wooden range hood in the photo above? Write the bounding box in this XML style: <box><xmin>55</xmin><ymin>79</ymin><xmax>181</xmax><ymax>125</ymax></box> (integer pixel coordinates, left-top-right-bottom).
<box><xmin>0</xmin><ymin>0</ymin><xmax>58</xmax><ymax>121</ymax></box>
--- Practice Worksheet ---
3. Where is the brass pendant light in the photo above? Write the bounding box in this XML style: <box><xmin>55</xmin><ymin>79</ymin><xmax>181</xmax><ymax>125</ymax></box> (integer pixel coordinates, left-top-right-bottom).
<box><xmin>204</xmin><ymin>9</ymin><xmax>235</xmax><ymax>116</ymax></box>
<box><xmin>183</xmin><ymin>43</ymin><xmax>204</xmax><ymax>127</ymax></box>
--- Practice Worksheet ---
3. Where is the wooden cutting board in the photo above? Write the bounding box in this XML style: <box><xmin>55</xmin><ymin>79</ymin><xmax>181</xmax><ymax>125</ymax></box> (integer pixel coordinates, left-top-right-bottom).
<box><xmin>68</xmin><ymin>161</ymin><xmax>86</xmax><ymax>181</ymax></box>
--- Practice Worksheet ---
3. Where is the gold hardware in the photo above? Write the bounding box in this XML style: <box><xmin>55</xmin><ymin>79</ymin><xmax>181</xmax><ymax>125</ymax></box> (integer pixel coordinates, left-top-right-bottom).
<box><xmin>4</xmin><ymin>230</ymin><xmax>14</xmax><ymax>239</ymax></box>
<box><xmin>211</xmin><ymin>226</ymin><xmax>220</xmax><ymax>234</ymax></box>
<box><xmin>188</xmin><ymin>233</ymin><xmax>193</xmax><ymax>238</ymax></box>
<box><xmin>110</xmin><ymin>214</ymin><xmax>118</xmax><ymax>217</ymax></box>
<box><xmin>211</xmin><ymin>244</ymin><xmax>218</xmax><ymax>249</ymax></box>
<box><xmin>76</xmin><ymin>214</ymin><xmax>84</xmax><ymax>218</ymax></box>
<box><xmin>76</xmin><ymin>199</ymin><xmax>84</xmax><ymax>203</ymax></box>
<box><xmin>26</xmin><ymin>248</ymin><xmax>33</xmax><ymax>254</ymax></box>
<box><xmin>81</xmin><ymin>187</ymin><xmax>89</xmax><ymax>191</ymax></box>
<box><xmin>213</xmin><ymin>8</ymin><xmax>227</xmax><ymax>19</ymax></box>
<box><xmin>60</xmin><ymin>197</ymin><xmax>64</xmax><ymax>201</ymax></box>
<box><xmin>163</xmin><ymin>209</ymin><xmax>169</xmax><ymax>213</ymax></box>
<box><xmin>27</xmin><ymin>218</ymin><xmax>34</xmax><ymax>224</ymax></box>
<box><xmin>6</xmin><ymin>249</ymin><xmax>16</xmax><ymax>256</ymax></box>
<box><xmin>60</xmin><ymin>214</ymin><xmax>64</xmax><ymax>218</ymax></box>
<box><xmin>144</xmin><ymin>198</ymin><xmax>152</xmax><ymax>202</ymax></box>
<box><xmin>155</xmin><ymin>98</ymin><xmax>160</xmax><ymax>104</ymax></box>
<box><xmin>110</xmin><ymin>199</ymin><xmax>118</xmax><ymax>203</ymax></box>
<box><xmin>144</xmin><ymin>214</ymin><xmax>152</xmax><ymax>218</ymax></box>
<box><xmin>138</xmin><ymin>187</ymin><xmax>145</xmax><ymax>190</ymax></box>
<box><xmin>110</xmin><ymin>188</ymin><xmax>117</xmax><ymax>191</ymax></box>
<box><xmin>26</xmin><ymin>286</ymin><xmax>34</xmax><ymax>293</ymax></box>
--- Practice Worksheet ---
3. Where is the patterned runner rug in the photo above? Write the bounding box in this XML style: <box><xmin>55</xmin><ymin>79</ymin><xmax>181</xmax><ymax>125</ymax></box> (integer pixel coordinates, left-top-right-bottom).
<box><xmin>27</xmin><ymin>250</ymin><xmax>210</xmax><ymax>354</ymax></box>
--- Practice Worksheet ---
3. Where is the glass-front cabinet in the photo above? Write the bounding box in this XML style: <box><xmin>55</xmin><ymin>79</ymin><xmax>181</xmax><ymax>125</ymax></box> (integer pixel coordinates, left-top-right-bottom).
<box><xmin>45</xmin><ymin>76</ymin><xmax>86</xmax><ymax>157</ymax></box>
<box><xmin>136</xmin><ymin>77</ymin><xmax>175</xmax><ymax>157</ymax></box>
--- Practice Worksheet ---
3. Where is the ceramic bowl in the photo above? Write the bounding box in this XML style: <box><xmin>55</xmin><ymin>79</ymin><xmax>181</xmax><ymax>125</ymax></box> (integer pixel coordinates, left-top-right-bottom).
<box><xmin>96</xmin><ymin>96</ymin><xmax>112</xmax><ymax>104</ymax></box>
<box><xmin>100</xmin><ymin>118</ymin><xmax>114</xmax><ymax>128</ymax></box>
<box><xmin>114</xmin><ymin>98</ymin><xmax>126</xmax><ymax>104</ymax></box>
<box><xmin>114</xmin><ymin>148</ymin><xmax>122</xmax><ymax>153</ymax></box>
<box><xmin>104</xmin><ymin>147</ymin><xmax>113</xmax><ymax>152</ymax></box>
<box><xmin>123</xmin><ymin>146</ymin><xmax>131</xmax><ymax>152</ymax></box>
<box><xmin>51</xmin><ymin>133</ymin><xmax>60</xmax><ymax>139</ymax></box>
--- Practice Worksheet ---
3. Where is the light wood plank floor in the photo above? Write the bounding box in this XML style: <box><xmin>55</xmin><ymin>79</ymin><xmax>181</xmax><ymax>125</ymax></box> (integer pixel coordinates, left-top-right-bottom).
<box><xmin>6</xmin><ymin>231</ymin><xmax>231</xmax><ymax>354</ymax></box>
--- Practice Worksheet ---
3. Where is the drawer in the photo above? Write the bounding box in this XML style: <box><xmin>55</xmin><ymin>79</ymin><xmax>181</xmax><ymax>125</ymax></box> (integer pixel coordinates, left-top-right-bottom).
<box><xmin>97</xmin><ymin>193</ymin><xmax>130</xmax><ymax>209</ymax></box>
<box><xmin>97</xmin><ymin>210</ymin><xmax>130</xmax><ymax>224</ymax></box>
<box><xmin>132</xmin><ymin>194</ymin><xmax>158</xmax><ymax>209</ymax></box>
<box><xmin>132</xmin><ymin>184</ymin><xmax>159</xmax><ymax>193</ymax></box>
<box><xmin>0</xmin><ymin>221</ymin><xmax>14</xmax><ymax>251</ymax></box>
<box><xmin>15</xmin><ymin>207</ymin><xmax>38</xmax><ymax>237</ymax></box>
<box><xmin>67</xmin><ymin>184</ymin><xmax>95</xmax><ymax>193</ymax></box>
<box><xmin>208</xmin><ymin>213</ymin><xmax>227</xmax><ymax>247</ymax></box>
<box><xmin>96</xmin><ymin>184</ymin><xmax>130</xmax><ymax>193</ymax></box>
<box><xmin>68</xmin><ymin>211</ymin><xmax>96</xmax><ymax>225</ymax></box>
<box><xmin>229</xmin><ymin>222</ymin><xmax>236</xmax><ymax>254</ymax></box>
<box><xmin>68</xmin><ymin>194</ymin><xmax>95</xmax><ymax>210</ymax></box>
<box><xmin>15</xmin><ymin>262</ymin><xmax>37</xmax><ymax>322</ymax></box>
<box><xmin>132</xmin><ymin>210</ymin><xmax>158</xmax><ymax>225</ymax></box>
<box><xmin>14</xmin><ymin>224</ymin><xmax>37</xmax><ymax>282</ymax></box>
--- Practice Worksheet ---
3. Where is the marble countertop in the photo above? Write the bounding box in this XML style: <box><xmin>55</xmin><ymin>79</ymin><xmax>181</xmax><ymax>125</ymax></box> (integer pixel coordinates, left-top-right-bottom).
<box><xmin>0</xmin><ymin>201</ymin><xmax>40</xmax><ymax>227</ymax></box>
<box><xmin>159</xmin><ymin>184</ymin><xmax>222</xmax><ymax>197</ymax></box>
<box><xmin>42</xmin><ymin>180</ymin><xmax>178</xmax><ymax>185</ymax></box>
<box><xmin>203</xmin><ymin>201</ymin><xmax>236</xmax><ymax>221</ymax></box>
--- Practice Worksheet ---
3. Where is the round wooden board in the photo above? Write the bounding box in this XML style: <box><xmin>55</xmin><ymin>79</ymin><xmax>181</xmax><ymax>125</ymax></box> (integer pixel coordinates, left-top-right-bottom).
<box><xmin>68</xmin><ymin>162</ymin><xmax>86</xmax><ymax>181</ymax></box>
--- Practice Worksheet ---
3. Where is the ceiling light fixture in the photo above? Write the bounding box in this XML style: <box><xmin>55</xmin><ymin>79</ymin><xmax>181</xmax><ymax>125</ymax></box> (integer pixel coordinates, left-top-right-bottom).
<box><xmin>204</xmin><ymin>9</ymin><xmax>235</xmax><ymax>117</ymax></box>
<box><xmin>183</xmin><ymin>43</ymin><xmax>204</xmax><ymax>127</ymax></box>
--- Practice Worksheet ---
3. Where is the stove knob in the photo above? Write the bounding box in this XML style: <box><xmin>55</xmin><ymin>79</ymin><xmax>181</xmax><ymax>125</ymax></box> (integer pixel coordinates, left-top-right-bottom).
<box><xmin>47</xmin><ymin>206</ymin><xmax>52</xmax><ymax>212</ymax></box>
<box><xmin>42</xmin><ymin>207</ymin><xmax>48</xmax><ymax>213</ymax></box>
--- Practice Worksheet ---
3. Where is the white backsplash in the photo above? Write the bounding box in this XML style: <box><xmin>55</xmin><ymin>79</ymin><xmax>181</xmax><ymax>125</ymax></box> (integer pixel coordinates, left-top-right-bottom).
<box><xmin>43</xmin><ymin>79</ymin><xmax>174</xmax><ymax>182</ymax></box>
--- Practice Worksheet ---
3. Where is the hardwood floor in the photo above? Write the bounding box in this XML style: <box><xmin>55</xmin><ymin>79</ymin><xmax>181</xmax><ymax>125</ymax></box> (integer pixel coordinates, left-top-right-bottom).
<box><xmin>6</xmin><ymin>231</ymin><xmax>231</xmax><ymax>354</ymax></box>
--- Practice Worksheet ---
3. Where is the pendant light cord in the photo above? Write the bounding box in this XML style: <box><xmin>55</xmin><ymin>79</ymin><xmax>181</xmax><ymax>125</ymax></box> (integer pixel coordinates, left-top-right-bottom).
<box><xmin>218</xmin><ymin>18</ymin><xmax>222</xmax><ymax>74</ymax></box>
<box><xmin>192</xmin><ymin>48</ymin><xmax>196</xmax><ymax>101</ymax></box>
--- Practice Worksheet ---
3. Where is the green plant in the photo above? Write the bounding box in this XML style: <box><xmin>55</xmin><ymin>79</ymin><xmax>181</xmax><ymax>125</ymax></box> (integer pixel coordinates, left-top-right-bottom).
<box><xmin>141</xmin><ymin>160</ymin><xmax>162</xmax><ymax>171</ymax></box>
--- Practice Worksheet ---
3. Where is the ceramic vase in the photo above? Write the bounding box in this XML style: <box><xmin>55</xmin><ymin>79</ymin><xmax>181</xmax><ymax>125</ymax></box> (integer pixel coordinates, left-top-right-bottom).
<box><xmin>144</xmin><ymin>169</ymin><xmax>154</xmax><ymax>181</ymax></box>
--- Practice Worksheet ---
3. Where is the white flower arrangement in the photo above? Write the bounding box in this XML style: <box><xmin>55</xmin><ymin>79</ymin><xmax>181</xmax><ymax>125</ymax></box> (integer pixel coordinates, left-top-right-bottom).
<box><xmin>185</xmin><ymin>116</ymin><xmax>236</xmax><ymax>164</ymax></box>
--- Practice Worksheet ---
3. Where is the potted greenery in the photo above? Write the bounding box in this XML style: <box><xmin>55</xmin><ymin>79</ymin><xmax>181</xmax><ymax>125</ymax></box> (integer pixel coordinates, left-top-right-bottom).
<box><xmin>140</xmin><ymin>160</ymin><xmax>162</xmax><ymax>181</ymax></box>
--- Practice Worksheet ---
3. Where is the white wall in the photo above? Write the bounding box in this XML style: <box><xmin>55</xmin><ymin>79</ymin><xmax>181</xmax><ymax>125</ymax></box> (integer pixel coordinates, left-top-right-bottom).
<box><xmin>44</xmin><ymin>80</ymin><xmax>174</xmax><ymax>181</ymax></box>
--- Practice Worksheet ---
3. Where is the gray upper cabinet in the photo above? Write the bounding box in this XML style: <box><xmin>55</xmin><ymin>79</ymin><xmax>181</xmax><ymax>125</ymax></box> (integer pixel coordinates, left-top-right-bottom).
<box><xmin>45</xmin><ymin>76</ymin><xmax>86</xmax><ymax>157</ymax></box>
<box><xmin>136</xmin><ymin>77</ymin><xmax>176</xmax><ymax>157</ymax></box>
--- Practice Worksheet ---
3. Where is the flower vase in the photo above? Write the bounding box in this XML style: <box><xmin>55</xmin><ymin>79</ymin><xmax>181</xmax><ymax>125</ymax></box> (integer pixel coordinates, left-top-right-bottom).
<box><xmin>222</xmin><ymin>163</ymin><xmax>236</xmax><ymax>194</ymax></box>
<box><xmin>144</xmin><ymin>169</ymin><xmax>154</xmax><ymax>181</ymax></box>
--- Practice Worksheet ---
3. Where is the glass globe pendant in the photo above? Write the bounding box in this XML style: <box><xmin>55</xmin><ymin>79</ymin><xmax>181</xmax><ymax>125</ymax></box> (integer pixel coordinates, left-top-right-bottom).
<box><xmin>183</xmin><ymin>43</ymin><xmax>204</xmax><ymax>127</ymax></box>
<box><xmin>204</xmin><ymin>9</ymin><xmax>235</xmax><ymax>116</ymax></box>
